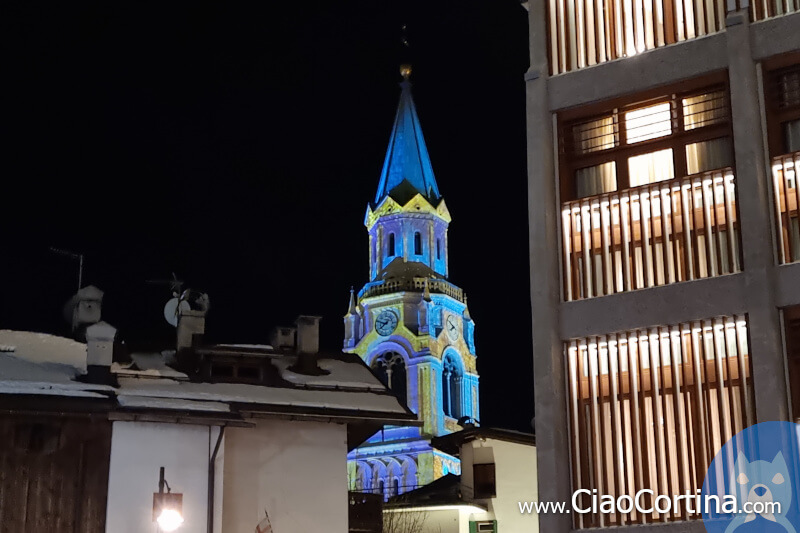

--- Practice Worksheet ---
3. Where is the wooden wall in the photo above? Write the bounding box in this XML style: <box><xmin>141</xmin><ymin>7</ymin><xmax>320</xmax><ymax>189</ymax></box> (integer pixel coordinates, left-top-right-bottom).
<box><xmin>0</xmin><ymin>415</ymin><xmax>112</xmax><ymax>533</ymax></box>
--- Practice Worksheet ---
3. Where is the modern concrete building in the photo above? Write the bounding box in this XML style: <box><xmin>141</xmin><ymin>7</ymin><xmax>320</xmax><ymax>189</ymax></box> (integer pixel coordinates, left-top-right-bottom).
<box><xmin>523</xmin><ymin>1</ymin><xmax>800</xmax><ymax>531</ymax></box>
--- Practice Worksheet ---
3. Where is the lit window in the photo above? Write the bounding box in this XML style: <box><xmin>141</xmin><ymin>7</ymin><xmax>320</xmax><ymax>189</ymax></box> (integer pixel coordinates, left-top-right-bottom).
<box><xmin>566</xmin><ymin>316</ymin><xmax>754</xmax><ymax>527</ymax></box>
<box><xmin>576</xmin><ymin>162</ymin><xmax>617</xmax><ymax>198</ymax></box>
<box><xmin>628</xmin><ymin>148</ymin><xmax>674</xmax><ymax>186</ymax></box>
<box><xmin>686</xmin><ymin>137</ymin><xmax>733</xmax><ymax>175</ymax></box>
<box><xmin>683</xmin><ymin>91</ymin><xmax>727</xmax><ymax>130</ymax></box>
<box><xmin>573</xmin><ymin>115</ymin><xmax>617</xmax><ymax>154</ymax></box>
<box><xmin>624</xmin><ymin>102</ymin><xmax>671</xmax><ymax>143</ymax></box>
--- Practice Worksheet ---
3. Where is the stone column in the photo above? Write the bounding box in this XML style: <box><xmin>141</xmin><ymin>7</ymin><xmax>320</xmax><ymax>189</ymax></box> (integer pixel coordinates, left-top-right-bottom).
<box><xmin>526</xmin><ymin>1</ymin><xmax>573</xmax><ymax>532</ymax></box>
<box><xmin>726</xmin><ymin>10</ymin><xmax>789</xmax><ymax>423</ymax></box>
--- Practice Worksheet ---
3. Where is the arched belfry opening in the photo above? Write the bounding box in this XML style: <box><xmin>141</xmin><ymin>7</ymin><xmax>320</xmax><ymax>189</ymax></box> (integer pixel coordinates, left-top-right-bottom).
<box><xmin>372</xmin><ymin>352</ymin><xmax>407</xmax><ymax>406</ymax></box>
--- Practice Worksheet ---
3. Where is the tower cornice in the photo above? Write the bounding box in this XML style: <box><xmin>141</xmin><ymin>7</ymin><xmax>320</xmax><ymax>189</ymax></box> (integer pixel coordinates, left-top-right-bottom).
<box><xmin>364</xmin><ymin>193</ymin><xmax>451</xmax><ymax>230</ymax></box>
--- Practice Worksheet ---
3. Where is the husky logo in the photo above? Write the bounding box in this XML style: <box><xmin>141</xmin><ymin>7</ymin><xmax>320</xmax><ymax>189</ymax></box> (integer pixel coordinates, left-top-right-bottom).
<box><xmin>703</xmin><ymin>421</ymin><xmax>800</xmax><ymax>533</ymax></box>
<box><xmin>725</xmin><ymin>451</ymin><xmax>796</xmax><ymax>533</ymax></box>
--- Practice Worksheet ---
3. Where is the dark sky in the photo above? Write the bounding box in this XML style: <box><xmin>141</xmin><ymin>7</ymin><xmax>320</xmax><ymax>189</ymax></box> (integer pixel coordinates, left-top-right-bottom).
<box><xmin>4</xmin><ymin>1</ymin><xmax>533</xmax><ymax>431</ymax></box>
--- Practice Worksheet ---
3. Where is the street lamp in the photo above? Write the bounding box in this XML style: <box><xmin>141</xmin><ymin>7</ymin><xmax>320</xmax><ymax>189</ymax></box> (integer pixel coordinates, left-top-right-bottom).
<box><xmin>153</xmin><ymin>467</ymin><xmax>184</xmax><ymax>531</ymax></box>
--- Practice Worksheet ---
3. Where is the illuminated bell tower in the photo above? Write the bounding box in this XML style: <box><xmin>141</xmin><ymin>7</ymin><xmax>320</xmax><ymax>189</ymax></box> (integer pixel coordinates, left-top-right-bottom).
<box><xmin>346</xmin><ymin>65</ymin><xmax>479</xmax><ymax>497</ymax></box>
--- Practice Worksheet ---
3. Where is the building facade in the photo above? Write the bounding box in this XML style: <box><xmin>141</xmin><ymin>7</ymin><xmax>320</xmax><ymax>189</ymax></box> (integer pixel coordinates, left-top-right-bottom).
<box><xmin>346</xmin><ymin>67</ymin><xmax>480</xmax><ymax>498</ymax></box>
<box><xmin>524</xmin><ymin>1</ymin><xmax>800</xmax><ymax>531</ymax></box>
<box><xmin>0</xmin><ymin>294</ymin><xmax>417</xmax><ymax>533</ymax></box>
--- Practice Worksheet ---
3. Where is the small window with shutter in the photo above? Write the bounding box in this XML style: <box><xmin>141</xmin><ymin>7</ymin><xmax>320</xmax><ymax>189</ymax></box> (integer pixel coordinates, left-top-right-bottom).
<box><xmin>473</xmin><ymin>463</ymin><xmax>496</xmax><ymax>499</ymax></box>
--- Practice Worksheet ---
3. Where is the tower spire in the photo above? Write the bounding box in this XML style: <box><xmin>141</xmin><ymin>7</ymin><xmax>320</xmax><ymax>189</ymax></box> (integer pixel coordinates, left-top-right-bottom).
<box><xmin>373</xmin><ymin>65</ymin><xmax>441</xmax><ymax>206</ymax></box>
<box><xmin>346</xmin><ymin>287</ymin><xmax>357</xmax><ymax>315</ymax></box>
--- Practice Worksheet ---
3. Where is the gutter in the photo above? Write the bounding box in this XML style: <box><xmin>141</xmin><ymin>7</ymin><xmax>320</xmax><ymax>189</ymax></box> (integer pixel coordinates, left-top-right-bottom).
<box><xmin>208</xmin><ymin>426</ymin><xmax>225</xmax><ymax>533</ymax></box>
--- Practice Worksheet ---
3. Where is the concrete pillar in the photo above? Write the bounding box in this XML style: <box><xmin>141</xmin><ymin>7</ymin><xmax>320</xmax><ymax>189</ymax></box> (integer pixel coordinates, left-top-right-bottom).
<box><xmin>526</xmin><ymin>1</ymin><xmax>572</xmax><ymax>531</ymax></box>
<box><xmin>725</xmin><ymin>11</ymin><xmax>790</xmax><ymax>422</ymax></box>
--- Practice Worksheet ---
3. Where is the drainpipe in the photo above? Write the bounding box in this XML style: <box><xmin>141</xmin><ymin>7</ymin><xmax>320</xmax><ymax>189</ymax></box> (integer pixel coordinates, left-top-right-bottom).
<box><xmin>208</xmin><ymin>426</ymin><xmax>225</xmax><ymax>533</ymax></box>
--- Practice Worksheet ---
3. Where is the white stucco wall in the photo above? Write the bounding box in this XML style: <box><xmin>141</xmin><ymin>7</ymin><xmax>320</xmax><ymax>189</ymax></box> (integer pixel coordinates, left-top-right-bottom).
<box><xmin>105</xmin><ymin>421</ymin><xmax>215</xmax><ymax>533</ymax></box>
<box><xmin>221</xmin><ymin>419</ymin><xmax>349</xmax><ymax>533</ymax></box>
<box><xmin>464</xmin><ymin>437</ymin><xmax>539</xmax><ymax>533</ymax></box>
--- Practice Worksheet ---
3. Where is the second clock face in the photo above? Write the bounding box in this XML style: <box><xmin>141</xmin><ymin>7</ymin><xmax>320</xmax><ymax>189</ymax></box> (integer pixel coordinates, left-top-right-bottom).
<box><xmin>375</xmin><ymin>309</ymin><xmax>399</xmax><ymax>336</ymax></box>
<box><xmin>446</xmin><ymin>315</ymin><xmax>460</xmax><ymax>341</ymax></box>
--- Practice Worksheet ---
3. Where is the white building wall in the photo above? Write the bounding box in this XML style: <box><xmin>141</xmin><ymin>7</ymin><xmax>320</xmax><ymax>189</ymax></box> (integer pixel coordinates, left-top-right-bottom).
<box><xmin>388</xmin><ymin>507</ymin><xmax>472</xmax><ymax>533</ymax></box>
<box><xmin>221</xmin><ymin>419</ymin><xmax>349</xmax><ymax>533</ymax></box>
<box><xmin>464</xmin><ymin>437</ymin><xmax>538</xmax><ymax>533</ymax></box>
<box><xmin>105</xmin><ymin>421</ymin><xmax>213</xmax><ymax>533</ymax></box>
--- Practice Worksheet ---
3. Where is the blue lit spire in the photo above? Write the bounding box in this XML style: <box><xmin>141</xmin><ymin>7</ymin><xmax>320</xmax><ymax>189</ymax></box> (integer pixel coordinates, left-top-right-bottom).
<box><xmin>374</xmin><ymin>65</ymin><xmax>441</xmax><ymax>205</ymax></box>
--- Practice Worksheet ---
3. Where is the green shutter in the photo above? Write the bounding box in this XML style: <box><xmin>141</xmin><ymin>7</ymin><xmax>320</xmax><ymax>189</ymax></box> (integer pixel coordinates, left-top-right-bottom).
<box><xmin>469</xmin><ymin>522</ymin><xmax>477</xmax><ymax>533</ymax></box>
<box><xmin>492</xmin><ymin>519</ymin><xmax>498</xmax><ymax>532</ymax></box>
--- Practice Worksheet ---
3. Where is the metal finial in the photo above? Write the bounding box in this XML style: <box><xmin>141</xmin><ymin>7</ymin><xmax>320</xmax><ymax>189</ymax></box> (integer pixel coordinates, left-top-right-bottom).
<box><xmin>400</xmin><ymin>64</ymin><xmax>412</xmax><ymax>80</ymax></box>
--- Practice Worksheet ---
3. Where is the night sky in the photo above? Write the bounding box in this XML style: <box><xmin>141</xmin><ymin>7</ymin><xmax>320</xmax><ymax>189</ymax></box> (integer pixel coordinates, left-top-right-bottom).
<box><xmin>4</xmin><ymin>2</ymin><xmax>533</xmax><ymax>431</ymax></box>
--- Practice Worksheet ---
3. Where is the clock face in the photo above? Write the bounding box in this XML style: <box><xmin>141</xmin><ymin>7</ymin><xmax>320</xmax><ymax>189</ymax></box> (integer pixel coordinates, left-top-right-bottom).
<box><xmin>446</xmin><ymin>315</ymin><xmax>460</xmax><ymax>341</ymax></box>
<box><xmin>375</xmin><ymin>309</ymin><xmax>399</xmax><ymax>336</ymax></box>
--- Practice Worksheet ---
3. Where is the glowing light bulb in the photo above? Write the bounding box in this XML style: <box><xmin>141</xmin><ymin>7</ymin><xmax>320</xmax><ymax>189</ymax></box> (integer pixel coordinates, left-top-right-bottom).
<box><xmin>157</xmin><ymin>509</ymin><xmax>184</xmax><ymax>531</ymax></box>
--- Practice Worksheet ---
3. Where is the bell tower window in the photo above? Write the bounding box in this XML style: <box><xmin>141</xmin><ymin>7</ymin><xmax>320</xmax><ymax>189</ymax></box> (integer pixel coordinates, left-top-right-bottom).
<box><xmin>436</xmin><ymin>239</ymin><xmax>441</xmax><ymax>260</ymax></box>
<box><xmin>414</xmin><ymin>232</ymin><xmax>422</xmax><ymax>255</ymax></box>
<box><xmin>442</xmin><ymin>354</ymin><xmax>462</xmax><ymax>419</ymax></box>
<box><xmin>372</xmin><ymin>352</ymin><xmax>407</xmax><ymax>406</ymax></box>
<box><xmin>387</xmin><ymin>233</ymin><xmax>396</xmax><ymax>257</ymax></box>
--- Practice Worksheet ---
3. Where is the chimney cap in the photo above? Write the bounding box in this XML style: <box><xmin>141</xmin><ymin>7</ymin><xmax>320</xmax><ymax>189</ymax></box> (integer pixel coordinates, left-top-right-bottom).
<box><xmin>76</xmin><ymin>285</ymin><xmax>104</xmax><ymax>301</ymax></box>
<box><xmin>294</xmin><ymin>315</ymin><xmax>322</xmax><ymax>325</ymax></box>
<box><xmin>86</xmin><ymin>321</ymin><xmax>117</xmax><ymax>341</ymax></box>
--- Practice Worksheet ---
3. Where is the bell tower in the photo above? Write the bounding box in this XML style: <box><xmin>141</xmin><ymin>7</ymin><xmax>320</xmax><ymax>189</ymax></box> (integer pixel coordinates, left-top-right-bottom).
<box><xmin>346</xmin><ymin>66</ymin><xmax>479</xmax><ymax>498</ymax></box>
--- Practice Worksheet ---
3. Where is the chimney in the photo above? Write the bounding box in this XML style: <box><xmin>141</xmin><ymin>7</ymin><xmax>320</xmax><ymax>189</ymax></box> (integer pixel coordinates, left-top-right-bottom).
<box><xmin>177</xmin><ymin>309</ymin><xmax>206</xmax><ymax>352</ymax></box>
<box><xmin>63</xmin><ymin>285</ymin><xmax>104</xmax><ymax>340</ymax></box>
<box><xmin>269</xmin><ymin>326</ymin><xmax>297</xmax><ymax>351</ymax></box>
<box><xmin>295</xmin><ymin>315</ymin><xmax>321</xmax><ymax>354</ymax></box>
<box><xmin>289</xmin><ymin>316</ymin><xmax>328</xmax><ymax>376</ymax></box>
<box><xmin>85</xmin><ymin>321</ymin><xmax>117</xmax><ymax>384</ymax></box>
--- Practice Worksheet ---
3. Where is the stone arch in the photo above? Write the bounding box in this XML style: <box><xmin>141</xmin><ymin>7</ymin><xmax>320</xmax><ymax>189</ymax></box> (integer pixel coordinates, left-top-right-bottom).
<box><xmin>441</xmin><ymin>349</ymin><xmax>464</xmax><ymax>419</ymax></box>
<box><xmin>371</xmin><ymin>351</ymin><xmax>408</xmax><ymax>406</ymax></box>
<box><xmin>370</xmin><ymin>459</ymin><xmax>387</xmax><ymax>497</ymax></box>
<box><xmin>397</xmin><ymin>455</ymin><xmax>418</xmax><ymax>492</ymax></box>
<box><xmin>385</xmin><ymin>457</ymin><xmax>403</xmax><ymax>498</ymax></box>
<box><xmin>355</xmin><ymin>460</ymin><xmax>372</xmax><ymax>492</ymax></box>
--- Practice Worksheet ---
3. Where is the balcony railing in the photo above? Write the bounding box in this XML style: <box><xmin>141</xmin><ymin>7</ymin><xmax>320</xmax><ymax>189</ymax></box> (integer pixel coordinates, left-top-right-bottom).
<box><xmin>562</xmin><ymin>169</ymin><xmax>740</xmax><ymax>301</ymax></box>
<box><xmin>547</xmin><ymin>0</ymin><xmax>728</xmax><ymax>75</ymax></box>
<box><xmin>351</xmin><ymin>484</ymin><xmax>423</xmax><ymax>502</ymax></box>
<box><xmin>751</xmin><ymin>0</ymin><xmax>800</xmax><ymax>21</ymax></box>
<box><xmin>360</xmin><ymin>278</ymin><xmax>464</xmax><ymax>302</ymax></box>
<box><xmin>773</xmin><ymin>152</ymin><xmax>800</xmax><ymax>264</ymax></box>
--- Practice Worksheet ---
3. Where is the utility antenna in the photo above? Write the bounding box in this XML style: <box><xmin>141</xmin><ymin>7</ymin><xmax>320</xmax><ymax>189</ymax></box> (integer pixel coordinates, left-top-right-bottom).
<box><xmin>50</xmin><ymin>247</ymin><xmax>84</xmax><ymax>291</ymax></box>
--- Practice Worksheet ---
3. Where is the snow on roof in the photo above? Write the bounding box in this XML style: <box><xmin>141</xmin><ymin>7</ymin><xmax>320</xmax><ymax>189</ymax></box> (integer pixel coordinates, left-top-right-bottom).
<box><xmin>0</xmin><ymin>330</ymin><xmax>87</xmax><ymax>371</ymax></box>
<box><xmin>117</xmin><ymin>396</ymin><xmax>230</xmax><ymax>412</ymax></box>
<box><xmin>0</xmin><ymin>330</ymin><xmax>412</xmax><ymax>419</ymax></box>
<box><xmin>0</xmin><ymin>352</ymin><xmax>112</xmax><ymax>398</ymax></box>
<box><xmin>273</xmin><ymin>356</ymin><xmax>386</xmax><ymax>390</ymax></box>
<box><xmin>212</xmin><ymin>343</ymin><xmax>274</xmax><ymax>350</ymax></box>
<box><xmin>117</xmin><ymin>377</ymin><xmax>409</xmax><ymax>414</ymax></box>
<box><xmin>111</xmin><ymin>352</ymin><xmax>188</xmax><ymax>379</ymax></box>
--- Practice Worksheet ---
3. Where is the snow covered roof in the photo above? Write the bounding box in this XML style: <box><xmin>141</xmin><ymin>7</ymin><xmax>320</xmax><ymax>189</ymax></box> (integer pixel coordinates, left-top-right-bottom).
<box><xmin>0</xmin><ymin>351</ymin><xmax>112</xmax><ymax>398</ymax></box>
<box><xmin>0</xmin><ymin>330</ymin><xmax>87</xmax><ymax>371</ymax></box>
<box><xmin>117</xmin><ymin>377</ymin><xmax>409</xmax><ymax>414</ymax></box>
<box><xmin>0</xmin><ymin>330</ymin><xmax>417</xmax><ymax>428</ymax></box>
